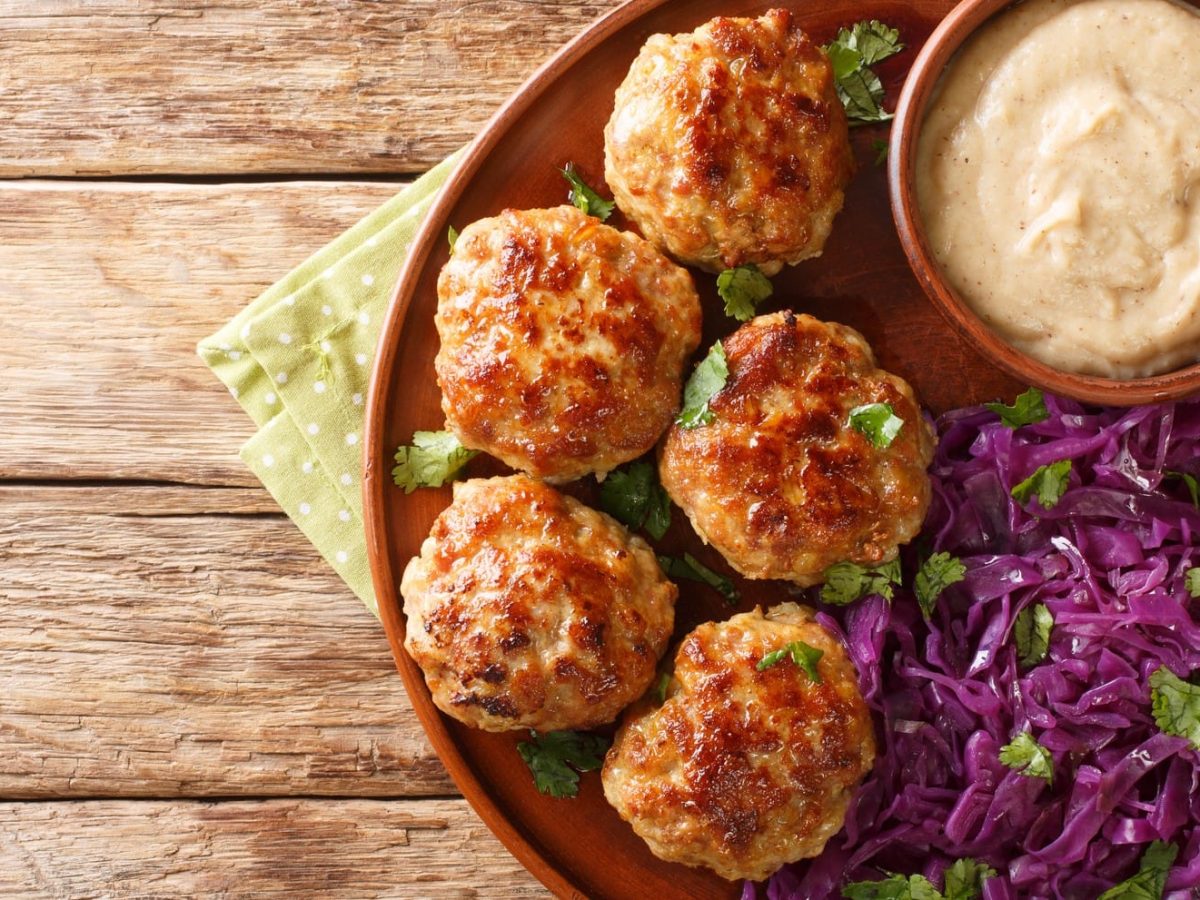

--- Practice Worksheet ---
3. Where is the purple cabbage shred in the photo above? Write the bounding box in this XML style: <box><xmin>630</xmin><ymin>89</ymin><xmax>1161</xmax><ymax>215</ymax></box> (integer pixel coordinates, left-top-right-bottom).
<box><xmin>750</xmin><ymin>396</ymin><xmax>1200</xmax><ymax>899</ymax></box>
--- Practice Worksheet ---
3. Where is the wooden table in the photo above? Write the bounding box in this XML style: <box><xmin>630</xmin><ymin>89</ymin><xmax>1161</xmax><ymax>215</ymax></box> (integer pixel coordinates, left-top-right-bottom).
<box><xmin>0</xmin><ymin>2</ymin><xmax>620</xmax><ymax>894</ymax></box>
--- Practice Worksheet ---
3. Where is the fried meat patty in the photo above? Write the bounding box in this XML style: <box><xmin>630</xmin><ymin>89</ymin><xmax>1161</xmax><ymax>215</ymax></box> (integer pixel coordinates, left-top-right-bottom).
<box><xmin>602</xmin><ymin>603</ymin><xmax>875</xmax><ymax>881</ymax></box>
<box><xmin>401</xmin><ymin>475</ymin><xmax>677</xmax><ymax>732</ymax></box>
<box><xmin>435</xmin><ymin>205</ymin><xmax>702</xmax><ymax>482</ymax></box>
<box><xmin>604</xmin><ymin>9</ymin><xmax>854</xmax><ymax>276</ymax></box>
<box><xmin>659</xmin><ymin>312</ymin><xmax>934</xmax><ymax>585</ymax></box>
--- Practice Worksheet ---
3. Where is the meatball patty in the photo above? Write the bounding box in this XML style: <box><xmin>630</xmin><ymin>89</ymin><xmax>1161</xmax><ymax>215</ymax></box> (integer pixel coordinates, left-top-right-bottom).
<box><xmin>435</xmin><ymin>205</ymin><xmax>702</xmax><ymax>482</ymax></box>
<box><xmin>659</xmin><ymin>312</ymin><xmax>935</xmax><ymax>585</ymax></box>
<box><xmin>401</xmin><ymin>475</ymin><xmax>677</xmax><ymax>732</ymax></box>
<box><xmin>602</xmin><ymin>603</ymin><xmax>875</xmax><ymax>881</ymax></box>
<box><xmin>604</xmin><ymin>9</ymin><xmax>853</xmax><ymax>275</ymax></box>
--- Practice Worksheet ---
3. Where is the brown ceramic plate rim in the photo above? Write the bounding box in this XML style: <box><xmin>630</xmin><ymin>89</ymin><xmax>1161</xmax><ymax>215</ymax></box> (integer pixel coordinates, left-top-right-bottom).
<box><xmin>363</xmin><ymin>2</ymin><xmax>668</xmax><ymax>897</ymax></box>
<box><xmin>888</xmin><ymin>0</ymin><xmax>1200</xmax><ymax>406</ymax></box>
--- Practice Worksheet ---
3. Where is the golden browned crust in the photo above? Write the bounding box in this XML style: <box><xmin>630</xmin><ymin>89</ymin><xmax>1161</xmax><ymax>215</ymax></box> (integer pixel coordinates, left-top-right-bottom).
<box><xmin>435</xmin><ymin>205</ymin><xmax>702</xmax><ymax>481</ymax></box>
<box><xmin>401</xmin><ymin>475</ymin><xmax>677</xmax><ymax>732</ymax></box>
<box><xmin>659</xmin><ymin>312</ymin><xmax>935</xmax><ymax>585</ymax></box>
<box><xmin>602</xmin><ymin>603</ymin><xmax>875</xmax><ymax>882</ymax></box>
<box><xmin>604</xmin><ymin>9</ymin><xmax>854</xmax><ymax>275</ymax></box>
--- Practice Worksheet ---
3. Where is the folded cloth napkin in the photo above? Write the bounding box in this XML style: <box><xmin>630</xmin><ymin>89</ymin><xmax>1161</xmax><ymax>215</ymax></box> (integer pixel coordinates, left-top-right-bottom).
<box><xmin>197</xmin><ymin>152</ymin><xmax>463</xmax><ymax>616</ymax></box>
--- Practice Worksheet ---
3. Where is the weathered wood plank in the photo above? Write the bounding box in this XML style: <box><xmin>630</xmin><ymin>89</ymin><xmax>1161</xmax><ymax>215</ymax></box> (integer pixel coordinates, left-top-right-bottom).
<box><xmin>0</xmin><ymin>484</ymin><xmax>453</xmax><ymax>798</ymax></box>
<box><xmin>0</xmin><ymin>180</ymin><xmax>401</xmax><ymax>486</ymax></box>
<box><xmin>0</xmin><ymin>798</ymin><xmax>549</xmax><ymax>898</ymax></box>
<box><xmin>0</xmin><ymin>0</ymin><xmax>620</xmax><ymax>177</ymax></box>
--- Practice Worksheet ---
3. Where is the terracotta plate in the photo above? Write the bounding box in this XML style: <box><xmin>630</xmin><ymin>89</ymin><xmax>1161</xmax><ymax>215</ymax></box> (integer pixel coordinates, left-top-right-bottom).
<box><xmin>364</xmin><ymin>1</ymin><xmax>1023</xmax><ymax>897</ymax></box>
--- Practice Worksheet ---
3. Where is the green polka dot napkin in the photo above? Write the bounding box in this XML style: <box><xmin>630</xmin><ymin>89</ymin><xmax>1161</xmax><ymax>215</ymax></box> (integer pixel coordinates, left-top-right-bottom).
<box><xmin>197</xmin><ymin>152</ymin><xmax>463</xmax><ymax>617</ymax></box>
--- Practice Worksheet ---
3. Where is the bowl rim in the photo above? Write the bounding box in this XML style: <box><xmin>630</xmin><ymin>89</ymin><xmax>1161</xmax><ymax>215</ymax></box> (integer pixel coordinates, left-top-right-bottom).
<box><xmin>887</xmin><ymin>0</ymin><xmax>1200</xmax><ymax>406</ymax></box>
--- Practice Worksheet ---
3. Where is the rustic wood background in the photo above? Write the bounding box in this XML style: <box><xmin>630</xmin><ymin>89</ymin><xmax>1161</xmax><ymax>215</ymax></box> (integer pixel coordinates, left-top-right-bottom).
<box><xmin>0</xmin><ymin>2</ymin><xmax>624</xmax><ymax>895</ymax></box>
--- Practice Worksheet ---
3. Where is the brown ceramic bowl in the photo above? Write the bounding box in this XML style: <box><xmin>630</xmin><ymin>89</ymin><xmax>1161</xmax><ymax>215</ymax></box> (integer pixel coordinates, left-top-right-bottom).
<box><xmin>888</xmin><ymin>0</ymin><xmax>1200</xmax><ymax>406</ymax></box>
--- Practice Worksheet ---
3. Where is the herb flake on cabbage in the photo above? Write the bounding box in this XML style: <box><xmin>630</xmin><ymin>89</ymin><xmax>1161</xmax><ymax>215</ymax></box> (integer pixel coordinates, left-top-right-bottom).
<box><xmin>1011</xmin><ymin>459</ymin><xmax>1072</xmax><ymax>510</ymax></box>
<box><xmin>1014</xmin><ymin>603</ymin><xmax>1054</xmax><ymax>669</ymax></box>
<box><xmin>914</xmin><ymin>552</ymin><xmax>966</xmax><ymax>618</ymax></box>
<box><xmin>985</xmin><ymin>388</ymin><xmax>1049</xmax><ymax>428</ymax></box>
<box><xmin>999</xmin><ymin>731</ymin><xmax>1054</xmax><ymax>785</ymax></box>
<box><xmin>1150</xmin><ymin>665</ymin><xmax>1200</xmax><ymax>750</ymax></box>
<box><xmin>822</xmin><ymin>558</ymin><xmax>902</xmax><ymax>605</ymax></box>
<box><xmin>1096</xmin><ymin>840</ymin><xmax>1178</xmax><ymax>900</ymax></box>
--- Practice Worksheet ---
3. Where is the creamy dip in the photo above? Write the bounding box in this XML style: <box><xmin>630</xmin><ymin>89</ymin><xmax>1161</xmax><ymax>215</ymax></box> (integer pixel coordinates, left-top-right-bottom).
<box><xmin>916</xmin><ymin>0</ymin><xmax>1200</xmax><ymax>379</ymax></box>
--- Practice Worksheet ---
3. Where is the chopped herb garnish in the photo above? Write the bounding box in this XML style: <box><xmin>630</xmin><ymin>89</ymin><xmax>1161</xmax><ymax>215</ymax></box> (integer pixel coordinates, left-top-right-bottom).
<box><xmin>561</xmin><ymin>164</ymin><xmax>614</xmax><ymax>221</ymax></box>
<box><xmin>914</xmin><ymin>552</ymin><xmax>966</xmax><ymax>618</ymax></box>
<box><xmin>447</xmin><ymin>224</ymin><xmax>459</xmax><ymax>251</ymax></box>
<box><xmin>849</xmin><ymin>402</ymin><xmax>904</xmax><ymax>449</ymax></box>
<box><xmin>654</xmin><ymin>672</ymin><xmax>671</xmax><ymax>704</ymax></box>
<box><xmin>842</xmin><ymin>873</ymin><xmax>942</xmax><ymax>900</ymax></box>
<box><xmin>599</xmin><ymin>461</ymin><xmax>672</xmax><ymax>540</ymax></box>
<box><xmin>985</xmin><ymin>388</ymin><xmax>1049</xmax><ymax>428</ymax></box>
<box><xmin>1166</xmin><ymin>470</ymin><xmax>1200</xmax><ymax>508</ymax></box>
<box><xmin>716</xmin><ymin>264</ymin><xmax>773</xmax><ymax>322</ymax></box>
<box><xmin>821</xmin><ymin>558</ymin><xmax>902</xmax><ymax>605</ymax></box>
<box><xmin>822</xmin><ymin>21</ymin><xmax>904</xmax><ymax>125</ymax></box>
<box><xmin>1096</xmin><ymin>840</ymin><xmax>1179</xmax><ymax>900</ymax></box>
<box><xmin>942</xmin><ymin>858</ymin><xmax>997</xmax><ymax>900</ymax></box>
<box><xmin>658</xmin><ymin>552</ymin><xmax>739</xmax><ymax>605</ymax></box>
<box><xmin>392</xmin><ymin>430</ymin><xmax>477</xmax><ymax>493</ymax></box>
<box><xmin>756</xmin><ymin>641</ymin><xmax>824</xmax><ymax>682</ymax></box>
<box><xmin>873</xmin><ymin>138</ymin><xmax>890</xmax><ymax>166</ymax></box>
<box><xmin>999</xmin><ymin>731</ymin><xmax>1054</xmax><ymax>785</ymax></box>
<box><xmin>516</xmin><ymin>730</ymin><xmax>610</xmax><ymax>799</ymax></box>
<box><xmin>1014</xmin><ymin>603</ymin><xmax>1054</xmax><ymax>669</ymax></box>
<box><xmin>1011</xmin><ymin>459</ymin><xmax>1072</xmax><ymax>510</ymax></box>
<box><xmin>1188</xmin><ymin>567</ymin><xmax>1200</xmax><ymax>599</ymax></box>
<box><xmin>676</xmin><ymin>341</ymin><xmax>729</xmax><ymax>429</ymax></box>
<box><xmin>1149</xmin><ymin>665</ymin><xmax>1200</xmax><ymax>750</ymax></box>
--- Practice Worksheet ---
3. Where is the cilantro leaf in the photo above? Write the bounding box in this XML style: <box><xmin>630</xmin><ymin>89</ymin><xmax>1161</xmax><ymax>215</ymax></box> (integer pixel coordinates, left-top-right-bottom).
<box><xmin>999</xmin><ymin>731</ymin><xmax>1054</xmax><ymax>785</ymax></box>
<box><xmin>392</xmin><ymin>431</ymin><xmax>478</xmax><ymax>493</ymax></box>
<box><xmin>943</xmin><ymin>859</ymin><xmax>997</xmax><ymax>900</ymax></box>
<box><xmin>1014</xmin><ymin>602</ymin><xmax>1054</xmax><ymax>669</ymax></box>
<box><xmin>873</xmin><ymin>138</ymin><xmax>889</xmax><ymax>166</ymax></box>
<box><xmin>821</xmin><ymin>558</ymin><xmax>902</xmax><ymax>605</ymax></box>
<box><xmin>1186</xmin><ymin>567</ymin><xmax>1200</xmax><ymax>599</ymax></box>
<box><xmin>677</xmin><ymin>341</ymin><xmax>729</xmax><ymax>429</ymax></box>
<box><xmin>599</xmin><ymin>461</ymin><xmax>672</xmax><ymax>540</ymax></box>
<box><xmin>447</xmin><ymin>224</ymin><xmax>459</xmax><ymax>252</ymax></box>
<box><xmin>716</xmin><ymin>264</ymin><xmax>773</xmax><ymax>322</ymax></box>
<box><xmin>985</xmin><ymin>388</ymin><xmax>1049</xmax><ymax>428</ymax></box>
<box><xmin>516</xmin><ymin>730</ymin><xmax>610</xmax><ymax>799</ymax></box>
<box><xmin>1149</xmin><ymin>665</ymin><xmax>1200</xmax><ymax>750</ymax></box>
<box><xmin>822</xmin><ymin>21</ymin><xmax>904</xmax><ymax>125</ymax></box>
<box><xmin>1097</xmin><ymin>840</ymin><xmax>1179</xmax><ymax>900</ymax></box>
<box><xmin>561</xmin><ymin>164</ymin><xmax>614</xmax><ymax>221</ymax></box>
<box><xmin>1166</xmin><ymin>470</ymin><xmax>1199</xmax><ymax>508</ymax></box>
<box><xmin>657</xmin><ymin>552</ymin><xmax>739</xmax><ymax>605</ymax></box>
<box><xmin>756</xmin><ymin>641</ymin><xmax>824</xmax><ymax>682</ymax></box>
<box><xmin>1011</xmin><ymin>459</ymin><xmax>1072</xmax><ymax>510</ymax></box>
<box><xmin>849</xmin><ymin>402</ymin><xmax>904</xmax><ymax>449</ymax></box>
<box><xmin>914</xmin><ymin>552</ymin><xmax>966</xmax><ymax>618</ymax></box>
<box><xmin>842</xmin><ymin>873</ymin><xmax>943</xmax><ymax>900</ymax></box>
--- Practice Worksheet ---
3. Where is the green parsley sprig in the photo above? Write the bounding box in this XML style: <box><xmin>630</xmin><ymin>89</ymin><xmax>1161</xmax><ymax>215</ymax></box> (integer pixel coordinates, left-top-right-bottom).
<box><xmin>1011</xmin><ymin>459</ymin><xmax>1072</xmax><ymax>510</ymax></box>
<box><xmin>756</xmin><ymin>641</ymin><xmax>824</xmax><ymax>682</ymax></box>
<box><xmin>1096</xmin><ymin>840</ymin><xmax>1178</xmax><ymax>900</ymax></box>
<box><xmin>658</xmin><ymin>552</ymin><xmax>739</xmax><ymax>605</ymax></box>
<box><xmin>843</xmin><ymin>858</ymin><xmax>995</xmax><ymax>900</ymax></box>
<box><xmin>849</xmin><ymin>402</ymin><xmax>904</xmax><ymax>449</ymax></box>
<box><xmin>561</xmin><ymin>164</ymin><xmax>614</xmax><ymax>221</ymax></box>
<box><xmin>392</xmin><ymin>430</ymin><xmax>478</xmax><ymax>493</ymax></box>
<box><xmin>999</xmin><ymin>731</ymin><xmax>1054</xmax><ymax>785</ymax></box>
<box><xmin>822</xmin><ymin>21</ymin><xmax>904</xmax><ymax>125</ymax></box>
<box><xmin>676</xmin><ymin>341</ymin><xmax>729</xmax><ymax>429</ymax></box>
<box><xmin>447</xmin><ymin>225</ymin><xmax>459</xmax><ymax>252</ymax></box>
<box><xmin>516</xmin><ymin>730</ymin><xmax>610</xmax><ymax>799</ymax></box>
<box><xmin>1186</xmin><ymin>567</ymin><xmax>1200</xmax><ymax>599</ymax></box>
<box><xmin>914</xmin><ymin>552</ymin><xmax>966</xmax><ymax>618</ymax></box>
<box><xmin>821</xmin><ymin>558</ymin><xmax>902</xmax><ymax>605</ymax></box>
<box><xmin>985</xmin><ymin>388</ymin><xmax>1048</xmax><ymax>428</ymax></box>
<box><xmin>1149</xmin><ymin>665</ymin><xmax>1200</xmax><ymax>750</ymax></box>
<box><xmin>717</xmin><ymin>264</ymin><xmax>773</xmax><ymax>322</ymax></box>
<box><xmin>599</xmin><ymin>461</ymin><xmax>671</xmax><ymax>540</ymax></box>
<box><xmin>1014</xmin><ymin>603</ymin><xmax>1054</xmax><ymax>669</ymax></box>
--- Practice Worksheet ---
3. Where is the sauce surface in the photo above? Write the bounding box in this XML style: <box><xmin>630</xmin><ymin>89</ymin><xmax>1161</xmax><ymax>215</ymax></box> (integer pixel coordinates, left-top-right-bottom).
<box><xmin>916</xmin><ymin>0</ymin><xmax>1200</xmax><ymax>379</ymax></box>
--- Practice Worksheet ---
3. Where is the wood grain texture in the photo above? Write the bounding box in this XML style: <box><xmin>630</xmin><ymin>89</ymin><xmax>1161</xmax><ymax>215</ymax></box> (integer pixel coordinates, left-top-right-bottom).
<box><xmin>0</xmin><ymin>180</ymin><xmax>399</xmax><ymax>485</ymax></box>
<box><xmin>0</xmin><ymin>798</ymin><xmax>549</xmax><ymax>898</ymax></box>
<box><xmin>0</xmin><ymin>0</ymin><xmax>619</xmax><ymax>177</ymax></box>
<box><xmin>0</xmin><ymin>484</ymin><xmax>453</xmax><ymax>798</ymax></box>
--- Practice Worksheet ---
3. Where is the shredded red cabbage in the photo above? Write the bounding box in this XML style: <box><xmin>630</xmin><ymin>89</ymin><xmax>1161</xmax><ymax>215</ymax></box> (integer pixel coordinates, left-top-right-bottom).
<box><xmin>747</xmin><ymin>396</ymin><xmax>1200</xmax><ymax>899</ymax></box>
